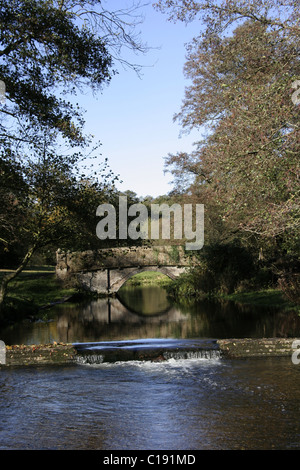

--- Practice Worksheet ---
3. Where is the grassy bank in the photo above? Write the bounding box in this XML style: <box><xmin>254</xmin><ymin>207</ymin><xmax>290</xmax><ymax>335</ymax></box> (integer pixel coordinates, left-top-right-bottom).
<box><xmin>121</xmin><ymin>272</ymin><xmax>299</xmax><ymax>313</ymax></box>
<box><xmin>166</xmin><ymin>274</ymin><xmax>299</xmax><ymax>313</ymax></box>
<box><xmin>223</xmin><ymin>289</ymin><xmax>299</xmax><ymax>312</ymax></box>
<box><xmin>0</xmin><ymin>269</ymin><xmax>172</xmax><ymax>323</ymax></box>
<box><xmin>1</xmin><ymin>268</ymin><xmax>298</xmax><ymax>327</ymax></box>
<box><xmin>0</xmin><ymin>267</ymin><xmax>77</xmax><ymax>324</ymax></box>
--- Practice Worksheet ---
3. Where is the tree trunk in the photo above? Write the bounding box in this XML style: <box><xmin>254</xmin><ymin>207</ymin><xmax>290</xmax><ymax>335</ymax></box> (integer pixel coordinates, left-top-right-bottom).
<box><xmin>0</xmin><ymin>244</ymin><xmax>38</xmax><ymax>313</ymax></box>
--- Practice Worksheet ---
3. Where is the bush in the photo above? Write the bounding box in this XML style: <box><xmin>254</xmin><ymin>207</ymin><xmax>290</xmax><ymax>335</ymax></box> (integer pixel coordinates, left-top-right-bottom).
<box><xmin>198</xmin><ymin>241</ymin><xmax>256</xmax><ymax>295</ymax></box>
<box><xmin>167</xmin><ymin>241</ymin><xmax>257</xmax><ymax>299</ymax></box>
<box><xmin>278</xmin><ymin>273</ymin><xmax>300</xmax><ymax>305</ymax></box>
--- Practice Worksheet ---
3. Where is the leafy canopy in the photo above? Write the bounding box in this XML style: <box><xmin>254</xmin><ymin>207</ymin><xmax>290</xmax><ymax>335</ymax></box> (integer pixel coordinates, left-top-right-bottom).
<box><xmin>156</xmin><ymin>0</ymin><xmax>300</xmax><ymax>243</ymax></box>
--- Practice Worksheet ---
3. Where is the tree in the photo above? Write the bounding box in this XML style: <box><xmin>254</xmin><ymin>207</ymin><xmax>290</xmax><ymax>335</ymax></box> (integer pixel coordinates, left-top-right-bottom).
<box><xmin>0</xmin><ymin>153</ymin><xmax>27</xmax><ymax>265</ymax></box>
<box><xmin>154</xmin><ymin>0</ymin><xmax>298</xmax><ymax>37</ymax></box>
<box><xmin>0</xmin><ymin>131</ymin><xmax>118</xmax><ymax>309</ymax></box>
<box><xmin>156</xmin><ymin>1</ymin><xmax>299</xmax><ymax>248</ymax></box>
<box><xmin>0</xmin><ymin>0</ymin><xmax>149</xmax><ymax>309</ymax></box>
<box><xmin>0</xmin><ymin>0</ymin><xmax>149</xmax><ymax>146</ymax></box>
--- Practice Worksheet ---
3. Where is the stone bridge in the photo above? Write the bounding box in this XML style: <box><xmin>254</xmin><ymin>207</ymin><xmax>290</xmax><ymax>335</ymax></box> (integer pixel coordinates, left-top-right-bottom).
<box><xmin>56</xmin><ymin>245</ymin><xmax>196</xmax><ymax>295</ymax></box>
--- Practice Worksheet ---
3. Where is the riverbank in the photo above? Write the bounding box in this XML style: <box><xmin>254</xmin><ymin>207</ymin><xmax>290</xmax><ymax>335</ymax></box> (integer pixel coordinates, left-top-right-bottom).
<box><xmin>0</xmin><ymin>267</ymin><xmax>77</xmax><ymax>325</ymax></box>
<box><xmin>1</xmin><ymin>337</ymin><xmax>299</xmax><ymax>366</ymax></box>
<box><xmin>223</xmin><ymin>289</ymin><xmax>299</xmax><ymax>312</ymax></box>
<box><xmin>1</xmin><ymin>269</ymin><xmax>299</xmax><ymax>366</ymax></box>
<box><xmin>126</xmin><ymin>275</ymin><xmax>299</xmax><ymax>313</ymax></box>
<box><xmin>0</xmin><ymin>269</ymin><xmax>171</xmax><ymax>319</ymax></box>
<box><xmin>0</xmin><ymin>267</ymin><xmax>298</xmax><ymax>328</ymax></box>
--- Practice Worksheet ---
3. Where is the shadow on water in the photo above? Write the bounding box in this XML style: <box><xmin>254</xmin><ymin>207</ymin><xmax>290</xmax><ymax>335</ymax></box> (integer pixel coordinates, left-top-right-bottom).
<box><xmin>1</xmin><ymin>284</ymin><xmax>299</xmax><ymax>346</ymax></box>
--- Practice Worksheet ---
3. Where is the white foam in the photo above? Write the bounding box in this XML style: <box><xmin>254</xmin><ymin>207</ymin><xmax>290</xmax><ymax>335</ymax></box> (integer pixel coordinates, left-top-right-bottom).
<box><xmin>76</xmin><ymin>355</ymin><xmax>222</xmax><ymax>372</ymax></box>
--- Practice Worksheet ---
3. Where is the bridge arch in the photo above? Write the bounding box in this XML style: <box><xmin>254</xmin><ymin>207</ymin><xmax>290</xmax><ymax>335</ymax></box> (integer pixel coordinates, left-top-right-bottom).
<box><xmin>56</xmin><ymin>246</ymin><xmax>195</xmax><ymax>295</ymax></box>
<box><xmin>109</xmin><ymin>266</ymin><xmax>186</xmax><ymax>293</ymax></box>
<box><xmin>74</xmin><ymin>265</ymin><xmax>187</xmax><ymax>295</ymax></box>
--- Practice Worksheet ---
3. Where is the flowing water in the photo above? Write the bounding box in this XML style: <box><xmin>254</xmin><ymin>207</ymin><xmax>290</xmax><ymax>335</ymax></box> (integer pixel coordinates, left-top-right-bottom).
<box><xmin>0</xmin><ymin>357</ymin><xmax>299</xmax><ymax>450</ymax></box>
<box><xmin>0</xmin><ymin>284</ymin><xmax>300</xmax><ymax>450</ymax></box>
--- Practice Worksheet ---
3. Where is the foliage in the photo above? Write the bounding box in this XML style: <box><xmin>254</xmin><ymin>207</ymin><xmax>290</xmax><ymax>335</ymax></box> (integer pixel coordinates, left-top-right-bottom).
<box><xmin>0</xmin><ymin>0</ymin><xmax>149</xmax><ymax>309</ymax></box>
<box><xmin>0</xmin><ymin>0</ymin><xmax>149</xmax><ymax>265</ymax></box>
<box><xmin>277</xmin><ymin>273</ymin><xmax>300</xmax><ymax>306</ymax></box>
<box><xmin>155</xmin><ymin>0</ymin><xmax>299</xmax><ymax>300</ymax></box>
<box><xmin>0</xmin><ymin>155</ymin><xmax>26</xmax><ymax>264</ymax></box>
<box><xmin>0</xmin><ymin>0</ymin><xmax>107</xmax><ymax>145</ymax></box>
<box><xmin>276</xmin><ymin>256</ymin><xmax>300</xmax><ymax>306</ymax></box>
<box><xmin>155</xmin><ymin>0</ymin><xmax>298</xmax><ymax>36</ymax></box>
<box><xmin>0</xmin><ymin>0</ymin><xmax>148</xmax><ymax>145</ymax></box>
<box><xmin>166</xmin><ymin>19</ymin><xmax>299</xmax><ymax>238</ymax></box>
<box><xmin>0</xmin><ymin>132</ymin><xmax>118</xmax><ymax>308</ymax></box>
<box><xmin>167</xmin><ymin>241</ymin><xmax>258</xmax><ymax>300</ymax></box>
<box><xmin>0</xmin><ymin>269</ymin><xmax>77</xmax><ymax>324</ymax></box>
<box><xmin>224</xmin><ymin>289</ymin><xmax>298</xmax><ymax>311</ymax></box>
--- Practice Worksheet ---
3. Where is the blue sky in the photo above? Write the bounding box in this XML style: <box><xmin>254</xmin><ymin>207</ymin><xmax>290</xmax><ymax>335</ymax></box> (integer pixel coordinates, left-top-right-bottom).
<box><xmin>77</xmin><ymin>2</ymin><xmax>202</xmax><ymax>198</ymax></box>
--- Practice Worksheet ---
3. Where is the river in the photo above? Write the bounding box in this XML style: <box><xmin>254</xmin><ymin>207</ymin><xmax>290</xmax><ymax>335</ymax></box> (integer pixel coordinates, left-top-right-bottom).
<box><xmin>0</xmin><ymin>284</ymin><xmax>300</xmax><ymax>450</ymax></box>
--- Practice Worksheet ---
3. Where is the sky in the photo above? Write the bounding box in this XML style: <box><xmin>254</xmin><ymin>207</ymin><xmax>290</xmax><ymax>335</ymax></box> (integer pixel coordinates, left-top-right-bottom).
<box><xmin>76</xmin><ymin>1</ymin><xmax>203</xmax><ymax>199</ymax></box>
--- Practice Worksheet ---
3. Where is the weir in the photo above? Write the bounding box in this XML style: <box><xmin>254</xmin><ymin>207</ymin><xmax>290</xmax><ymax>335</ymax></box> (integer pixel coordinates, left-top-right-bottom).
<box><xmin>2</xmin><ymin>338</ymin><xmax>298</xmax><ymax>366</ymax></box>
<box><xmin>73</xmin><ymin>338</ymin><xmax>222</xmax><ymax>364</ymax></box>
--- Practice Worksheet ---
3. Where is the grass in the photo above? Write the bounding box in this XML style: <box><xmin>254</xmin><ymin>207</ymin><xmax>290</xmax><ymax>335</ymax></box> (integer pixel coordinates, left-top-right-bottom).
<box><xmin>4</xmin><ymin>276</ymin><xmax>75</xmax><ymax>307</ymax></box>
<box><xmin>1</xmin><ymin>267</ymin><xmax>298</xmax><ymax>326</ymax></box>
<box><xmin>0</xmin><ymin>266</ymin><xmax>77</xmax><ymax>323</ymax></box>
<box><xmin>124</xmin><ymin>272</ymin><xmax>299</xmax><ymax>313</ymax></box>
<box><xmin>224</xmin><ymin>288</ymin><xmax>299</xmax><ymax>312</ymax></box>
<box><xmin>0</xmin><ymin>268</ymin><xmax>172</xmax><ymax>322</ymax></box>
<box><xmin>124</xmin><ymin>271</ymin><xmax>173</xmax><ymax>287</ymax></box>
<box><xmin>0</xmin><ymin>265</ymin><xmax>56</xmax><ymax>275</ymax></box>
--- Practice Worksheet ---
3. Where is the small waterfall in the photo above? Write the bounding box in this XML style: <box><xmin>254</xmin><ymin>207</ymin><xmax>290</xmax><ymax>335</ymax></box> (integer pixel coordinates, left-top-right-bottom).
<box><xmin>74</xmin><ymin>338</ymin><xmax>222</xmax><ymax>364</ymax></box>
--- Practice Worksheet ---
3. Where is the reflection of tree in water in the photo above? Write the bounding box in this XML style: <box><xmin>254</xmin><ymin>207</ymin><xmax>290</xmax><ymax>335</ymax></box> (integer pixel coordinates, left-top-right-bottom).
<box><xmin>3</xmin><ymin>286</ymin><xmax>299</xmax><ymax>345</ymax></box>
<box><xmin>56</xmin><ymin>289</ymin><xmax>189</xmax><ymax>343</ymax></box>
<box><xmin>175</xmin><ymin>298</ymin><xmax>300</xmax><ymax>339</ymax></box>
<box><xmin>54</xmin><ymin>287</ymin><xmax>300</xmax><ymax>344</ymax></box>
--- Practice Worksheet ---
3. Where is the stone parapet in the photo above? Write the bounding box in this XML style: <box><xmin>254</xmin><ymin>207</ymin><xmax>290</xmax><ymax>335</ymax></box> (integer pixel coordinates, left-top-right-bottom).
<box><xmin>56</xmin><ymin>245</ymin><xmax>195</xmax><ymax>280</ymax></box>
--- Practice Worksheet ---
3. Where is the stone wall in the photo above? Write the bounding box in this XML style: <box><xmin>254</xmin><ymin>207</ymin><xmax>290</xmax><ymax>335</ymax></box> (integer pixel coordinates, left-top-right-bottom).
<box><xmin>217</xmin><ymin>338</ymin><xmax>299</xmax><ymax>358</ymax></box>
<box><xmin>78</xmin><ymin>265</ymin><xmax>187</xmax><ymax>294</ymax></box>
<box><xmin>3</xmin><ymin>343</ymin><xmax>76</xmax><ymax>366</ymax></box>
<box><xmin>56</xmin><ymin>245</ymin><xmax>195</xmax><ymax>281</ymax></box>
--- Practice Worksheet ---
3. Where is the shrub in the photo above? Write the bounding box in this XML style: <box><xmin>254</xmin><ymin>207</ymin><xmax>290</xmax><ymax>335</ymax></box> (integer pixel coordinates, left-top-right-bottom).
<box><xmin>167</xmin><ymin>241</ymin><xmax>257</xmax><ymax>299</ymax></box>
<box><xmin>278</xmin><ymin>273</ymin><xmax>300</xmax><ymax>305</ymax></box>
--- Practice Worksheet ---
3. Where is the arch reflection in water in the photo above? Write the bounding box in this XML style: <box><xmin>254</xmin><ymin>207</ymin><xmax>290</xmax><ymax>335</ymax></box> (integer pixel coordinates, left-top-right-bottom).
<box><xmin>46</xmin><ymin>285</ymin><xmax>189</xmax><ymax>345</ymax></box>
<box><xmin>56</xmin><ymin>287</ymin><xmax>188</xmax><ymax>344</ymax></box>
<box><xmin>117</xmin><ymin>283</ymin><xmax>172</xmax><ymax>316</ymax></box>
<box><xmin>2</xmin><ymin>284</ymin><xmax>300</xmax><ymax>346</ymax></box>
